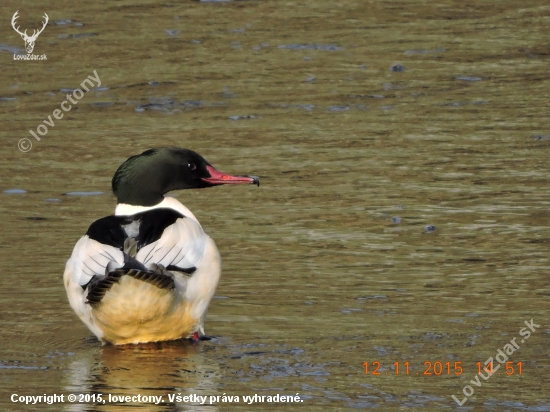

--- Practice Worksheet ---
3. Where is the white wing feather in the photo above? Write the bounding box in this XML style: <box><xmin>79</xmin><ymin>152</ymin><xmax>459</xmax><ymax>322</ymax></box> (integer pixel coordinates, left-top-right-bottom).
<box><xmin>66</xmin><ymin>235</ymin><xmax>125</xmax><ymax>286</ymax></box>
<box><xmin>136</xmin><ymin>217</ymin><xmax>207</xmax><ymax>270</ymax></box>
<box><xmin>63</xmin><ymin>236</ymin><xmax>125</xmax><ymax>340</ymax></box>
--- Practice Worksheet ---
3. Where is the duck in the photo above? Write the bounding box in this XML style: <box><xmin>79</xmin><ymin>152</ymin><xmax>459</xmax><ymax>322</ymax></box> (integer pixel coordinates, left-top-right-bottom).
<box><xmin>63</xmin><ymin>147</ymin><xmax>259</xmax><ymax>345</ymax></box>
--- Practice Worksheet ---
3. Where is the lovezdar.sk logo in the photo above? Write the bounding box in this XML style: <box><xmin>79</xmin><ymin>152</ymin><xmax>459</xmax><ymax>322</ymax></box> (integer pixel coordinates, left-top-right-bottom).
<box><xmin>11</xmin><ymin>10</ymin><xmax>48</xmax><ymax>60</ymax></box>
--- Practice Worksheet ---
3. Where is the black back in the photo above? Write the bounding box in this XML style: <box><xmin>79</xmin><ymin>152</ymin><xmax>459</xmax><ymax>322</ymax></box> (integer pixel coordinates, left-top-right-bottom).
<box><xmin>86</xmin><ymin>208</ymin><xmax>185</xmax><ymax>251</ymax></box>
<box><xmin>83</xmin><ymin>208</ymin><xmax>196</xmax><ymax>304</ymax></box>
<box><xmin>134</xmin><ymin>208</ymin><xmax>183</xmax><ymax>248</ymax></box>
<box><xmin>86</xmin><ymin>216</ymin><xmax>128</xmax><ymax>249</ymax></box>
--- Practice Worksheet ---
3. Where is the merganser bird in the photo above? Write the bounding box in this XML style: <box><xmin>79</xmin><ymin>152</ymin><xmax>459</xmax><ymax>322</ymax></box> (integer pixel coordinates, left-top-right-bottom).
<box><xmin>63</xmin><ymin>147</ymin><xmax>259</xmax><ymax>345</ymax></box>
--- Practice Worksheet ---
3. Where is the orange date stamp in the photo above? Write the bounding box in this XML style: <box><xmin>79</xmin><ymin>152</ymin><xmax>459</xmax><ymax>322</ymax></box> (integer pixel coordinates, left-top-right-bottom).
<box><xmin>363</xmin><ymin>361</ymin><xmax>523</xmax><ymax>376</ymax></box>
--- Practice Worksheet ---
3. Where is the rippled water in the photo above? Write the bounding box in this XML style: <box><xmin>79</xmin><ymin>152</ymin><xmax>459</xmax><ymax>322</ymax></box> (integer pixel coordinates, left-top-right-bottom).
<box><xmin>1</xmin><ymin>0</ymin><xmax>549</xmax><ymax>410</ymax></box>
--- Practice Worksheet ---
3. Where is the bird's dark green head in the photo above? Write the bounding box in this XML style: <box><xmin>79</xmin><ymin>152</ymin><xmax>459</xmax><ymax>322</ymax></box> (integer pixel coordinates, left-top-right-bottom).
<box><xmin>112</xmin><ymin>147</ymin><xmax>259</xmax><ymax>206</ymax></box>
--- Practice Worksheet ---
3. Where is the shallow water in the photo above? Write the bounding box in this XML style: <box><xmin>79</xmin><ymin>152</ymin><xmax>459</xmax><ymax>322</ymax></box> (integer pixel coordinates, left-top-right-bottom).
<box><xmin>1</xmin><ymin>0</ymin><xmax>549</xmax><ymax>410</ymax></box>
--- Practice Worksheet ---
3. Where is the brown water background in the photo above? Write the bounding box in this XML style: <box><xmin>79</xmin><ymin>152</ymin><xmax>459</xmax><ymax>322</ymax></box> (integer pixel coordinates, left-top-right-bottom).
<box><xmin>0</xmin><ymin>0</ymin><xmax>549</xmax><ymax>410</ymax></box>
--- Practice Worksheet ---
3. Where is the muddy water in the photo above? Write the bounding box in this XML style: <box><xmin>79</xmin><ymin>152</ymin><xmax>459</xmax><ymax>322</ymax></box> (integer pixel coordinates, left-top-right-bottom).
<box><xmin>1</xmin><ymin>0</ymin><xmax>549</xmax><ymax>410</ymax></box>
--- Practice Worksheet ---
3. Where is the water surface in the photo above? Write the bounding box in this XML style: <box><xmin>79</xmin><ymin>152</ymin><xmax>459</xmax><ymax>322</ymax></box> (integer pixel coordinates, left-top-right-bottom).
<box><xmin>1</xmin><ymin>0</ymin><xmax>549</xmax><ymax>410</ymax></box>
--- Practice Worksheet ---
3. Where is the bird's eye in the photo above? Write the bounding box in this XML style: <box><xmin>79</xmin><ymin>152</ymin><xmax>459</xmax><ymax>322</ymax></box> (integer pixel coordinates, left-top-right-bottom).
<box><xmin>187</xmin><ymin>163</ymin><xmax>196</xmax><ymax>170</ymax></box>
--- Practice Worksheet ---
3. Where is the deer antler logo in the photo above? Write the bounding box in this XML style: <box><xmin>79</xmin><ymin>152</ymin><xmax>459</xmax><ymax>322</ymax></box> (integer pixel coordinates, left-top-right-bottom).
<box><xmin>11</xmin><ymin>10</ymin><xmax>49</xmax><ymax>54</ymax></box>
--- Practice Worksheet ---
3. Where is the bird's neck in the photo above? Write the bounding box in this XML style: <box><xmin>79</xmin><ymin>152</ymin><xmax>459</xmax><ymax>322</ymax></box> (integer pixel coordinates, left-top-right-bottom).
<box><xmin>115</xmin><ymin>197</ymin><xmax>200</xmax><ymax>224</ymax></box>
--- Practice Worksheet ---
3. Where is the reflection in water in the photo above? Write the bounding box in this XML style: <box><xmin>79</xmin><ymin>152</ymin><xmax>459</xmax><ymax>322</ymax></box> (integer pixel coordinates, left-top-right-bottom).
<box><xmin>64</xmin><ymin>342</ymin><xmax>220</xmax><ymax>411</ymax></box>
